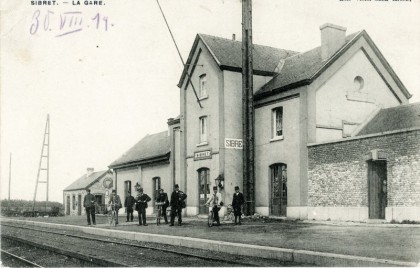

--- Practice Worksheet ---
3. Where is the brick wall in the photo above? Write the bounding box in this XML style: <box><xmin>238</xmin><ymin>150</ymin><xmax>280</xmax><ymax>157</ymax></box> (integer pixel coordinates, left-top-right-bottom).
<box><xmin>308</xmin><ymin>130</ymin><xmax>420</xmax><ymax>207</ymax></box>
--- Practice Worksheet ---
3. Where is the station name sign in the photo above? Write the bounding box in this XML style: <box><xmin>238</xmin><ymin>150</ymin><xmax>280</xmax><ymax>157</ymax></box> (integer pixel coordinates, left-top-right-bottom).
<box><xmin>194</xmin><ymin>150</ymin><xmax>212</xmax><ymax>161</ymax></box>
<box><xmin>225</xmin><ymin>138</ymin><xmax>243</xmax><ymax>149</ymax></box>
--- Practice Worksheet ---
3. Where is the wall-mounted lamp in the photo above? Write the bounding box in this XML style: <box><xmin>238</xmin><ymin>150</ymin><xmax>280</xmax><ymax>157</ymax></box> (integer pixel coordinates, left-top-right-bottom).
<box><xmin>215</xmin><ymin>174</ymin><xmax>224</xmax><ymax>190</ymax></box>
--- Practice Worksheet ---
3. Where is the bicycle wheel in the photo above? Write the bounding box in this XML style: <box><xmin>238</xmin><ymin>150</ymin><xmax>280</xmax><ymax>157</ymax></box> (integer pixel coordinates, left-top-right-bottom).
<box><xmin>156</xmin><ymin>208</ymin><xmax>161</xmax><ymax>225</ymax></box>
<box><xmin>208</xmin><ymin>211</ymin><xmax>214</xmax><ymax>227</ymax></box>
<box><xmin>111</xmin><ymin>211</ymin><xmax>117</xmax><ymax>227</ymax></box>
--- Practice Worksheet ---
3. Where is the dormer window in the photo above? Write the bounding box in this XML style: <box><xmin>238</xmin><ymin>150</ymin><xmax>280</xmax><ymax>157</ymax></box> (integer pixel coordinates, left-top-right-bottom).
<box><xmin>199</xmin><ymin>74</ymin><xmax>207</xmax><ymax>98</ymax></box>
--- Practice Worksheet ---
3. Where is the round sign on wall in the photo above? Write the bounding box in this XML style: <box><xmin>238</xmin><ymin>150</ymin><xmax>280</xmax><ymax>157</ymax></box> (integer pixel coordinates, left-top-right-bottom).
<box><xmin>103</xmin><ymin>177</ymin><xmax>113</xmax><ymax>189</ymax></box>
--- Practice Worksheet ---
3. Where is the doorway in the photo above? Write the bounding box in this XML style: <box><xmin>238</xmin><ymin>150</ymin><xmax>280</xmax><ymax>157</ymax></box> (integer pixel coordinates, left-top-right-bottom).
<box><xmin>198</xmin><ymin>168</ymin><xmax>210</xmax><ymax>214</ymax></box>
<box><xmin>270</xmin><ymin>163</ymin><xmax>287</xmax><ymax>216</ymax></box>
<box><xmin>368</xmin><ymin>160</ymin><xmax>387</xmax><ymax>219</ymax></box>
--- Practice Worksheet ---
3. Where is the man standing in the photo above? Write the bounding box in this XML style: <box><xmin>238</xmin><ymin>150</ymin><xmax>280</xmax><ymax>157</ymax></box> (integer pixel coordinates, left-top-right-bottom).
<box><xmin>232</xmin><ymin>186</ymin><xmax>245</xmax><ymax>225</ymax></box>
<box><xmin>83</xmin><ymin>189</ymin><xmax>96</xmax><ymax>225</ymax></box>
<box><xmin>135</xmin><ymin>188</ymin><xmax>151</xmax><ymax>226</ymax></box>
<box><xmin>124</xmin><ymin>190</ymin><xmax>135</xmax><ymax>222</ymax></box>
<box><xmin>169</xmin><ymin>184</ymin><xmax>187</xmax><ymax>226</ymax></box>
<box><xmin>206</xmin><ymin>186</ymin><xmax>223</xmax><ymax>226</ymax></box>
<box><xmin>108</xmin><ymin>189</ymin><xmax>122</xmax><ymax>225</ymax></box>
<box><xmin>156</xmin><ymin>188</ymin><xmax>169</xmax><ymax>224</ymax></box>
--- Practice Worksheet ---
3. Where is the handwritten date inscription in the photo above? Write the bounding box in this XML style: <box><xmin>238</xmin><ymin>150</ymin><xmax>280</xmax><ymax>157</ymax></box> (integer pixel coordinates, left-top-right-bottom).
<box><xmin>30</xmin><ymin>10</ymin><xmax>112</xmax><ymax>37</ymax></box>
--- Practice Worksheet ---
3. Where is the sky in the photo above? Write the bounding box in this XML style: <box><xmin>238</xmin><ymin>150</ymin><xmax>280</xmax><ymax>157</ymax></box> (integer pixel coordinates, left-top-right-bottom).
<box><xmin>1</xmin><ymin>0</ymin><xmax>419</xmax><ymax>203</ymax></box>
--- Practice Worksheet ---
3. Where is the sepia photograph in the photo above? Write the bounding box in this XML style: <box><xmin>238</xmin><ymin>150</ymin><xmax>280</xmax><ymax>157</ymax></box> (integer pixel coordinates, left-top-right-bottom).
<box><xmin>1</xmin><ymin>0</ymin><xmax>419</xmax><ymax>266</ymax></box>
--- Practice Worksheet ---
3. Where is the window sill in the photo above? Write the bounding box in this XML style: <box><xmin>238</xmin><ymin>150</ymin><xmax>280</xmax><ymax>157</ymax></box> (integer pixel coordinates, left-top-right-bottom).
<box><xmin>270</xmin><ymin>136</ymin><xmax>284</xmax><ymax>142</ymax></box>
<box><xmin>196</xmin><ymin>142</ymin><xmax>208</xmax><ymax>147</ymax></box>
<box><xmin>199</xmin><ymin>95</ymin><xmax>208</xmax><ymax>101</ymax></box>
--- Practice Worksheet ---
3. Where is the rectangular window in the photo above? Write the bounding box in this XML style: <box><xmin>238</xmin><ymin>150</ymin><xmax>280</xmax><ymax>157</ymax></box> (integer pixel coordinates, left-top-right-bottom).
<box><xmin>72</xmin><ymin>195</ymin><xmax>76</xmax><ymax>210</ymax></box>
<box><xmin>199</xmin><ymin>116</ymin><xmax>207</xmax><ymax>143</ymax></box>
<box><xmin>199</xmin><ymin>74</ymin><xmax>207</xmax><ymax>97</ymax></box>
<box><xmin>272</xmin><ymin>107</ymin><xmax>283</xmax><ymax>138</ymax></box>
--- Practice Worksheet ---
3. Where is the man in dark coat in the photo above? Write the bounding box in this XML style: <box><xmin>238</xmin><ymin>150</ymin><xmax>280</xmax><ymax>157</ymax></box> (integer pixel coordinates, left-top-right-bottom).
<box><xmin>135</xmin><ymin>188</ymin><xmax>151</xmax><ymax>226</ymax></box>
<box><xmin>108</xmin><ymin>189</ymin><xmax>122</xmax><ymax>225</ymax></box>
<box><xmin>169</xmin><ymin>184</ymin><xmax>187</xmax><ymax>226</ymax></box>
<box><xmin>156</xmin><ymin>188</ymin><xmax>169</xmax><ymax>224</ymax></box>
<box><xmin>232</xmin><ymin>186</ymin><xmax>245</xmax><ymax>225</ymax></box>
<box><xmin>124</xmin><ymin>190</ymin><xmax>135</xmax><ymax>222</ymax></box>
<box><xmin>83</xmin><ymin>189</ymin><xmax>96</xmax><ymax>225</ymax></box>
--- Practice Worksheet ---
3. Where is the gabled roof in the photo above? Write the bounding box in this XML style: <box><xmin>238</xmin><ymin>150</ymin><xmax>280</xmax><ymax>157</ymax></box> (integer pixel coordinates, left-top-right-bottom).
<box><xmin>109</xmin><ymin>131</ymin><xmax>170</xmax><ymax>169</ymax></box>
<box><xmin>255</xmin><ymin>32</ymin><xmax>360</xmax><ymax>98</ymax></box>
<box><xmin>64</xmin><ymin>170</ymin><xmax>109</xmax><ymax>191</ymax></box>
<box><xmin>356</xmin><ymin>102</ymin><xmax>420</xmax><ymax>136</ymax></box>
<box><xmin>178</xmin><ymin>34</ymin><xmax>298</xmax><ymax>87</ymax></box>
<box><xmin>178</xmin><ymin>31</ymin><xmax>411</xmax><ymax>101</ymax></box>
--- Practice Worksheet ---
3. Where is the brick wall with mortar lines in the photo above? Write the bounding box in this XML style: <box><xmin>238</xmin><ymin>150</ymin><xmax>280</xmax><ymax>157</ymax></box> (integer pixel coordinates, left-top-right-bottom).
<box><xmin>308</xmin><ymin>130</ymin><xmax>420</xmax><ymax>207</ymax></box>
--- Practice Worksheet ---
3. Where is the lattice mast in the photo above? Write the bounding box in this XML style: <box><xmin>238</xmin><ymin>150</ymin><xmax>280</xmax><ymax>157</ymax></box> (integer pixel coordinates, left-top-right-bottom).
<box><xmin>32</xmin><ymin>114</ymin><xmax>50</xmax><ymax>211</ymax></box>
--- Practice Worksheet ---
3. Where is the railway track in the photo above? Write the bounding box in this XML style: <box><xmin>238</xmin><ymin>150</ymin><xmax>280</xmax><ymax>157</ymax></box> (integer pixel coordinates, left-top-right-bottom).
<box><xmin>2</xmin><ymin>222</ymin><xmax>291</xmax><ymax>267</ymax></box>
<box><xmin>1</xmin><ymin>248</ymin><xmax>44</xmax><ymax>267</ymax></box>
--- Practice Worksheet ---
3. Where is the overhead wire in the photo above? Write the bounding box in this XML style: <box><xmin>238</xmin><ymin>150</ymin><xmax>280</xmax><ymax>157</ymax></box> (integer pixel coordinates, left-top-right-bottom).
<box><xmin>156</xmin><ymin>0</ymin><xmax>203</xmax><ymax>108</ymax></box>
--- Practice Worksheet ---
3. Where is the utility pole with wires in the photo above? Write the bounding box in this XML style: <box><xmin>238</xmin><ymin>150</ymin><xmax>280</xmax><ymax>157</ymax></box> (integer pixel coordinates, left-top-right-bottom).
<box><xmin>155</xmin><ymin>0</ymin><xmax>202</xmax><ymax>109</ymax></box>
<box><xmin>32</xmin><ymin>114</ymin><xmax>50</xmax><ymax>213</ymax></box>
<box><xmin>242</xmin><ymin>0</ymin><xmax>255</xmax><ymax>216</ymax></box>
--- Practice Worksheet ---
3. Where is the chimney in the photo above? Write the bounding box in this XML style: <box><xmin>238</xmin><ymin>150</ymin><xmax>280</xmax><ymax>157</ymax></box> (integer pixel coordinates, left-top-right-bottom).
<box><xmin>320</xmin><ymin>23</ymin><xmax>347</xmax><ymax>61</ymax></box>
<box><xmin>232</xmin><ymin>34</ymin><xmax>236</xmax><ymax>41</ymax></box>
<box><xmin>86</xmin><ymin>168</ymin><xmax>94</xmax><ymax>178</ymax></box>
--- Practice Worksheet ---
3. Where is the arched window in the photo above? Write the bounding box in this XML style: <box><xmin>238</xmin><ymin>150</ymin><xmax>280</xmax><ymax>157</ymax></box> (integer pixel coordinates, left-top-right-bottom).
<box><xmin>199</xmin><ymin>74</ymin><xmax>207</xmax><ymax>97</ymax></box>
<box><xmin>124</xmin><ymin>180</ymin><xmax>132</xmax><ymax>199</ymax></box>
<box><xmin>270</xmin><ymin>163</ymin><xmax>287</xmax><ymax>216</ymax></box>
<box><xmin>198</xmin><ymin>168</ymin><xmax>210</xmax><ymax>214</ymax></box>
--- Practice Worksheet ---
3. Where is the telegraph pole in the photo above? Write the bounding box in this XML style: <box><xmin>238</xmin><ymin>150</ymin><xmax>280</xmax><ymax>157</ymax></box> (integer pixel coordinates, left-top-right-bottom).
<box><xmin>242</xmin><ymin>0</ymin><xmax>255</xmax><ymax>216</ymax></box>
<box><xmin>8</xmin><ymin>153</ymin><xmax>12</xmax><ymax>211</ymax></box>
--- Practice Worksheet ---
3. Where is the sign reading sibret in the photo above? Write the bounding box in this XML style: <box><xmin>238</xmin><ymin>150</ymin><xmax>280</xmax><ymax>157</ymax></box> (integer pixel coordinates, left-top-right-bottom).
<box><xmin>194</xmin><ymin>150</ymin><xmax>212</xmax><ymax>161</ymax></box>
<box><xmin>225</xmin><ymin>138</ymin><xmax>243</xmax><ymax>149</ymax></box>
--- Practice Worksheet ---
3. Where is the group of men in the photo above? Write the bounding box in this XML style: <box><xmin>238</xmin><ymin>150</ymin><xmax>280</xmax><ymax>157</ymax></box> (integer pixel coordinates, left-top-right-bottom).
<box><xmin>205</xmin><ymin>185</ymin><xmax>245</xmax><ymax>225</ymax></box>
<box><xmin>83</xmin><ymin>184</ymin><xmax>245</xmax><ymax>226</ymax></box>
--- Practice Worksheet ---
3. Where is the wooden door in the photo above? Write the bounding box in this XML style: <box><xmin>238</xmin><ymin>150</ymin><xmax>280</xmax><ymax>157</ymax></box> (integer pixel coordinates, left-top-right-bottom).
<box><xmin>368</xmin><ymin>161</ymin><xmax>387</xmax><ymax>219</ymax></box>
<box><xmin>198</xmin><ymin>168</ymin><xmax>210</xmax><ymax>214</ymax></box>
<box><xmin>271</xmin><ymin>164</ymin><xmax>287</xmax><ymax>216</ymax></box>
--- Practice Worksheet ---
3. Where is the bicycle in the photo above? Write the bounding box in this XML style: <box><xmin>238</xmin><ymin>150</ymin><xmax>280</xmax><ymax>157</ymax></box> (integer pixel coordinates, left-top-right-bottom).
<box><xmin>206</xmin><ymin>204</ymin><xmax>214</xmax><ymax>227</ymax></box>
<box><xmin>107</xmin><ymin>204</ymin><xmax>117</xmax><ymax>227</ymax></box>
<box><xmin>206</xmin><ymin>204</ymin><xmax>222</xmax><ymax>227</ymax></box>
<box><xmin>155</xmin><ymin>202</ymin><xmax>164</xmax><ymax>225</ymax></box>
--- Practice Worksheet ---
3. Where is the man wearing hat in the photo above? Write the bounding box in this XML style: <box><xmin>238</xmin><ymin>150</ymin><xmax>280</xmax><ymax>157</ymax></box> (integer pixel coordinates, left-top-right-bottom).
<box><xmin>169</xmin><ymin>184</ymin><xmax>187</xmax><ymax>226</ymax></box>
<box><xmin>83</xmin><ymin>189</ymin><xmax>96</xmax><ymax>225</ymax></box>
<box><xmin>156</xmin><ymin>188</ymin><xmax>169</xmax><ymax>224</ymax></box>
<box><xmin>206</xmin><ymin>186</ymin><xmax>223</xmax><ymax>226</ymax></box>
<box><xmin>135</xmin><ymin>188</ymin><xmax>151</xmax><ymax>226</ymax></box>
<box><xmin>108</xmin><ymin>189</ymin><xmax>122</xmax><ymax>225</ymax></box>
<box><xmin>232</xmin><ymin>186</ymin><xmax>245</xmax><ymax>225</ymax></box>
<box><xmin>124</xmin><ymin>190</ymin><xmax>135</xmax><ymax>222</ymax></box>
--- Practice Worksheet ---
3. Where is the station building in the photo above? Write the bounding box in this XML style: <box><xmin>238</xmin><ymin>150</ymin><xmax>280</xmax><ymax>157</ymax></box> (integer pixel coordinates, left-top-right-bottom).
<box><xmin>108</xmin><ymin>118</ymin><xmax>180</xmax><ymax>216</ymax></box>
<box><xmin>63</xmin><ymin>168</ymin><xmax>113</xmax><ymax>216</ymax></box>
<box><xmin>108</xmin><ymin>23</ymin><xmax>419</xmax><ymax>221</ymax></box>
